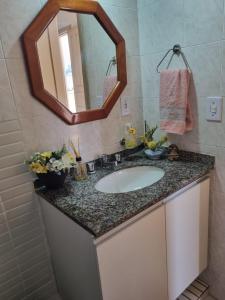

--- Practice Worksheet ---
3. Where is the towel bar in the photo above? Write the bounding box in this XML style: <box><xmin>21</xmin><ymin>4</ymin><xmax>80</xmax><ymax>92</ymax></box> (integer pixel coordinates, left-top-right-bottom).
<box><xmin>156</xmin><ymin>44</ymin><xmax>191</xmax><ymax>73</ymax></box>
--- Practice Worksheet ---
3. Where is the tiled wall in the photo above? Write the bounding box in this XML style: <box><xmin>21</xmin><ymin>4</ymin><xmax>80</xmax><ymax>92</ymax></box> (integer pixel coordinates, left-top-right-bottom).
<box><xmin>138</xmin><ymin>0</ymin><xmax>225</xmax><ymax>299</ymax></box>
<box><xmin>0</xmin><ymin>0</ymin><xmax>142</xmax><ymax>299</ymax></box>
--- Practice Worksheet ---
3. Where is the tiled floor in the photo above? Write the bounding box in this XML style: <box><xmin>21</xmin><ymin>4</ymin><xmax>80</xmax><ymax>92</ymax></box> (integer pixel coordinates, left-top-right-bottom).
<box><xmin>50</xmin><ymin>294</ymin><xmax>216</xmax><ymax>300</ymax></box>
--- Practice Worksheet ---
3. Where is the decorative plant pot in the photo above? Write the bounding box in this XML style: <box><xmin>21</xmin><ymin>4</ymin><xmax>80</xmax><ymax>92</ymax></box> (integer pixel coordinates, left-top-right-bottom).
<box><xmin>144</xmin><ymin>147</ymin><xmax>168</xmax><ymax>160</ymax></box>
<box><xmin>37</xmin><ymin>171</ymin><xmax>67</xmax><ymax>189</ymax></box>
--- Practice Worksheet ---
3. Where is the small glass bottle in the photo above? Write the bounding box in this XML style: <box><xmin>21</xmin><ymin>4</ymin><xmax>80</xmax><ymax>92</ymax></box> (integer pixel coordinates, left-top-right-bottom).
<box><xmin>74</xmin><ymin>157</ymin><xmax>88</xmax><ymax>181</ymax></box>
<box><xmin>125</xmin><ymin>127</ymin><xmax>137</xmax><ymax>149</ymax></box>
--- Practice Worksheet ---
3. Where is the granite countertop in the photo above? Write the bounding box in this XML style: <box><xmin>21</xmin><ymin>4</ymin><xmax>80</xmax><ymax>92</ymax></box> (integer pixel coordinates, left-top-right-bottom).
<box><xmin>36</xmin><ymin>150</ymin><xmax>215</xmax><ymax>238</ymax></box>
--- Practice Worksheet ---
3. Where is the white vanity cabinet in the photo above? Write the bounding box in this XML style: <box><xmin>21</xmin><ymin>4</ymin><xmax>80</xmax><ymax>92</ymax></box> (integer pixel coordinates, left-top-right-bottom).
<box><xmin>165</xmin><ymin>178</ymin><xmax>210</xmax><ymax>300</ymax></box>
<box><xmin>96</xmin><ymin>205</ymin><xmax>168</xmax><ymax>300</ymax></box>
<box><xmin>39</xmin><ymin>177</ymin><xmax>210</xmax><ymax>300</ymax></box>
<box><xmin>40</xmin><ymin>199</ymin><xmax>167</xmax><ymax>300</ymax></box>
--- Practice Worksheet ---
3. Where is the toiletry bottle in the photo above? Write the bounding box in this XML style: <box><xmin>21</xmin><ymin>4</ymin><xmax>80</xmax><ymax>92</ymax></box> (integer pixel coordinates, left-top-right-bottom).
<box><xmin>74</xmin><ymin>156</ymin><xmax>88</xmax><ymax>181</ymax></box>
<box><xmin>125</xmin><ymin>126</ymin><xmax>137</xmax><ymax>149</ymax></box>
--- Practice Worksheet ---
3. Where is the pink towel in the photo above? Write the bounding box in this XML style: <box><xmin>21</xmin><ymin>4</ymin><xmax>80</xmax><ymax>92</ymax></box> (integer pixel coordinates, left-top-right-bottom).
<box><xmin>103</xmin><ymin>75</ymin><xmax>117</xmax><ymax>101</ymax></box>
<box><xmin>160</xmin><ymin>69</ymin><xmax>193</xmax><ymax>135</ymax></box>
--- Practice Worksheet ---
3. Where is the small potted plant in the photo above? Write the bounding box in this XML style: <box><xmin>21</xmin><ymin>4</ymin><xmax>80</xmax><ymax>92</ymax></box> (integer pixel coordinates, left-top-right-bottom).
<box><xmin>141</xmin><ymin>124</ymin><xmax>168</xmax><ymax>160</ymax></box>
<box><xmin>26</xmin><ymin>145</ymin><xmax>75</xmax><ymax>189</ymax></box>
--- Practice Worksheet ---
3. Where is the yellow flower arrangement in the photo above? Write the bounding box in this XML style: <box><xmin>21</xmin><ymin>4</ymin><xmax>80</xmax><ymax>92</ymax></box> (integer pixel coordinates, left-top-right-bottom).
<box><xmin>147</xmin><ymin>140</ymin><xmax>158</xmax><ymax>150</ymax></box>
<box><xmin>26</xmin><ymin>145</ymin><xmax>75</xmax><ymax>175</ymax></box>
<box><xmin>41</xmin><ymin>151</ymin><xmax>52</xmax><ymax>159</ymax></box>
<box><xmin>30</xmin><ymin>162</ymin><xmax>48</xmax><ymax>174</ymax></box>
<box><xmin>128</xmin><ymin>127</ymin><xmax>137</xmax><ymax>135</ymax></box>
<box><xmin>142</xmin><ymin>124</ymin><xmax>168</xmax><ymax>150</ymax></box>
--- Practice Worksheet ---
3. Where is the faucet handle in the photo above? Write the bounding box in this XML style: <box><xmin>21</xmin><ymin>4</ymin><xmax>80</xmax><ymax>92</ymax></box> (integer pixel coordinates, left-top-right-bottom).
<box><xmin>100</xmin><ymin>154</ymin><xmax>109</xmax><ymax>163</ymax></box>
<box><xmin>115</xmin><ymin>153</ymin><xmax>122</xmax><ymax>163</ymax></box>
<box><xmin>87</xmin><ymin>161</ymin><xmax>96</xmax><ymax>174</ymax></box>
<box><xmin>99</xmin><ymin>154</ymin><xmax>118</xmax><ymax>169</ymax></box>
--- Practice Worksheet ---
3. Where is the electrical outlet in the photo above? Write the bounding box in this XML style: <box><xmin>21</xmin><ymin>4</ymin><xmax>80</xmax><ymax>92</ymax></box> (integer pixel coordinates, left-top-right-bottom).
<box><xmin>206</xmin><ymin>97</ymin><xmax>222</xmax><ymax>122</ymax></box>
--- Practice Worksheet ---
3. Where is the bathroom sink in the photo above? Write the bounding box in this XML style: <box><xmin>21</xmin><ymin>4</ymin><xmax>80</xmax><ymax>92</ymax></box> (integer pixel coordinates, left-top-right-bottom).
<box><xmin>95</xmin><ymin>166</ymin><xmax>165</xmax><ymax>194</ymax></box>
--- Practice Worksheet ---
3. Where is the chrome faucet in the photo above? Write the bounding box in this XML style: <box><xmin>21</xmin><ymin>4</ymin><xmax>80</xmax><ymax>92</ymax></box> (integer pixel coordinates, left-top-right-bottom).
<box><xmin>100</xmin><ymin>154</ymin><xmax>118</xmax><ymax>169</ymax></box>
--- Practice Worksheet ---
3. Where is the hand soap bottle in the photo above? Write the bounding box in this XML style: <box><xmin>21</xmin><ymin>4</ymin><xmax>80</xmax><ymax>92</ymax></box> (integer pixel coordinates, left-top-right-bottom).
<box><xmin>124</xmin><ymin>124</ymin><xmax>137</xmax><ymax>149</ymax></box>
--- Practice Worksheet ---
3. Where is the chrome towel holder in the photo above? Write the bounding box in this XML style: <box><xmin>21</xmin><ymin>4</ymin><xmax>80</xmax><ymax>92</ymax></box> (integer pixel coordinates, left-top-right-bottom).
<box><xmin>156</xmin><ymin>44</ymin><xmax>191</xmax><ymax>73</ymax></box>
<box><xmin>106</xmin><ymin>56</ymin><xmax>117</xmax><ymax>76</ymax></box>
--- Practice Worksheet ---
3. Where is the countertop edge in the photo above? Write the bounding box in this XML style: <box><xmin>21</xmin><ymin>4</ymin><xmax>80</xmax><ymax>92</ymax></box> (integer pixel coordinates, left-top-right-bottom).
<box><xmin>37</xmin><ymin>171</ymin><xmax>213</xmax><ymax>239</ymax></box>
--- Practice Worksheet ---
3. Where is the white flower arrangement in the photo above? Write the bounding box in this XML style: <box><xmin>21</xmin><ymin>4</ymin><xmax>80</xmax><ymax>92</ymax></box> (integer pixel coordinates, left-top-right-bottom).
<box><xmin>26</xmin><ymin>145</ymin><xmax>75</xmax><ymax>175</ymax></box>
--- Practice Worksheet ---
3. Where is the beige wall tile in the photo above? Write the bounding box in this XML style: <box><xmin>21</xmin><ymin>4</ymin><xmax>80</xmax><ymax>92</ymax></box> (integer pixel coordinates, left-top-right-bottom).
<box><xmin>0</xmin><ymin>241</ymin><xmax>14</xmax><ymax>258</ymax></box>
<box><xmin>0</xmin><ymin>222</ymin><xmax>8</xmax><ymax>236</ymax></box>
<box><xmin>8</xmin><ymin>212</ymin><xmax>40</xmax><ymax>230</ymax></box>
<box><xmin>0</xmin><ymin>267</ymin><xmax>20</xmax><ymax>286</ymax></box>
<box><xmin>0</xmin><ymin>120</ymin><xmax>20</xmax><ymax>135</ymax></box>
<box><xmin>6</xmin><ymin>58</ymin><xmax>36</xmax><ymax>119</ymax></box>
<box><xmin>3</xmin><ymin>192</ymin><xmax>34</xmax><ymax>210</ymax></box>
<box><xmin>183</xmin><ymin>0</ymin><xmax>224</xmax><ymax>46</ymax></box>
<box><xmin>21</xmin><ymin>258</ymin><xmax>50</xmax><ymax>281</ymax></box>
<box><xmin>0</xmin><ymin>131</ymin><xmax>23</xmax><ymax>147</ymax></box>
<box><xmin>17</xmin><ymin>243</ymin><xmax>48</xmax><ymax>269</ymax></box>
<box><xmin>1</xmin><ymin>182</ymin><xmax>33</xmax><ymax>202</ymax></box>
<box><xmin>40</xmin><ymin>0</ymin><xmax>48</xmax><ymax>7</ymax></box>
<box><xmin>0</xmin><ymin>0</ymin><xmax>42</xmax><ymax>58</ymax></box>
<box><xmin>0</xmin><ymin>39</ymin><xmax>3</xmax><ymax>58</ymax></box>
<box><xmin>138</xmin><ymin>0</ymin><xmax>184</xmax><ymax>56</ymax></box>
<box><xmin>15</xmin><ymin>235</ymin><xmax>46</xmax><ymax>257</ymax></box>
<box><xmin>6</xmin><ymin>201</ymin><xmax>37</xmax><ymax>220</ymax></box>
<box><xmin>0</xmin><ymin>164</ymin><xmax>28</xmax><ymax>181</ymax></box>
<box><xmin>0</xmin><ymin>233</ymin><xmax>10</xmax><ymax>245</ymax></box>
<box><xmin>0</xmin><ymin>60</ymin><xmax>17</xmax><ymax>122</ymax></box>
<box><xmin>0</xmin><ymin>142</ymin><xmax>25</xmax><ymax>158</ymax></box>
<box><xmin>0</xmin><ymin>259</ymin><xmax>18</xmax><ymax>274</ymax></box>
<box><xmin>0</xmin><ymin>153</ymin><xmax>26</xmax><ymax>169</ymax></box>
<box><xmin>99</xmin><ymin>0</ymin><xmax>137</xmax><ymax>10</ymax></box>
<box><xmin>220</xmin><ymin>41</ymin><xmax>225</xmax><ymax>96</ymax></box>
<box><xmin>13</xmin><ymin>227</ymin><xmax>43</xmax><ymax>248</ymax></box>
<box><xmin>24</xmin><ymin>281</ymin><xmax>58</xmax><ymax>300</ymax></box>
<box><xmin>185</xmin><ymin>44</ymin><xmax>222</xmax><ymax>98</ymax></box>
<box><xmin>0</xmin><ymin>173</ymin><xmax>33</xmax><ymax>193</ymax></box>
<box><xmin>105</xmin><ymin>5</ymin><xmax>140</xmax><ymax>56</ymax></box>
<box><xmin>0</xmin><ymin>283</ymin><xmax>25</xmax><ymax>300</ymax></box>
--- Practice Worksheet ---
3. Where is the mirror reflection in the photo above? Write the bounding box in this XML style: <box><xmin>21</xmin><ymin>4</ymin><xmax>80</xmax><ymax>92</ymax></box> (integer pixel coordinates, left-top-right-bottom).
<box><xmin>37</xmin><ymin>11</ymin><xmax>118</xmax><ymax>113</ymax></box>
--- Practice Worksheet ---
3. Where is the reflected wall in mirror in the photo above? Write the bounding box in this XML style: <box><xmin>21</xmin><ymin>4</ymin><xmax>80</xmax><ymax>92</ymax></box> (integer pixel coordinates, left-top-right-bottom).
<box><xmin>37</xmin><ymin>11</ymin><xmax>118</xmax><ymax>113</ymax></box>
<box><xmin>23</xmin><ymin>0</ymin><xmax>127</xmax><ymax>125</ymax></box>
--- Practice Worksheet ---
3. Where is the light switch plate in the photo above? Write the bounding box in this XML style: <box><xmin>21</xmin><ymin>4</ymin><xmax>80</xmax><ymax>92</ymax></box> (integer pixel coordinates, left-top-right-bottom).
<box><xmin>96</xmin><ymin>96</ymin><xmax>103</xmax><ymax>108</ymax></box>
<box><xmin>121</xmin><ymin>97</ymin><xmax>130</xmax><ymax>116</ymax></box>
<box><xmin>206</xmin><ymin>97</ymin><xmax>222</xmax><ymax>122</ymax></box>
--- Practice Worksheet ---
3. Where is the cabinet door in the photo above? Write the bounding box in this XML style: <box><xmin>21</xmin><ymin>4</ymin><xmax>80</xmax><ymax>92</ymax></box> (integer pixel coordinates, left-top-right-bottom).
<box><xmin>166</xmin><ymin>179</ymin><xmax>210</xmax><ymax>300</ymax></box>
<box><xmin>96</xmin><ymin>206</ymin><xmax>168</xmax><ymax>300</ymax></box>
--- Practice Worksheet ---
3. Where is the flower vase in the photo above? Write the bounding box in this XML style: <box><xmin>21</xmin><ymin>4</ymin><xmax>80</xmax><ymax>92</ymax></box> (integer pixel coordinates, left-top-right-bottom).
<box><xmin>37</xmin><ymin>171</ymin><xmax>67</xmax><ymax>189</ymax></box>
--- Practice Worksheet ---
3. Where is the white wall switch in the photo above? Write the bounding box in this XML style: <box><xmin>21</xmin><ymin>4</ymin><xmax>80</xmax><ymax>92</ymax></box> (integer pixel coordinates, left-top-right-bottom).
<box><xmin>96</xmin><ymin>96</ymin><xmax>103</xmax><ymax>108</ymax></box>
<box><xmin>121</xmin><ymin>97</ymin><xmax>130</xmax><ymax>116</ymax></box>
<box><xmin>206</xmin><ymin>97</ymin><xmax>222</xmax><ymax>122</ymax></box>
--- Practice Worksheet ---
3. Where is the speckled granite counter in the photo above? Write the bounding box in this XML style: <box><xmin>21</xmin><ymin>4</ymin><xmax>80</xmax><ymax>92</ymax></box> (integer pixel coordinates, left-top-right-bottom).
<box><xmin>36</xmin><ymin>150</ymin><xmax>214</xmax><ymax>238</ymax></box>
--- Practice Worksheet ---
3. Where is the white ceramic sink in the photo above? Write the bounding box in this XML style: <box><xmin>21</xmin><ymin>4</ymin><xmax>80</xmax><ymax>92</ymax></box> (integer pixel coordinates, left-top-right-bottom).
<box><xmin>95</xmin><ymin>166</ymin><xmax>165</xmax><ymax>194</ymax></box>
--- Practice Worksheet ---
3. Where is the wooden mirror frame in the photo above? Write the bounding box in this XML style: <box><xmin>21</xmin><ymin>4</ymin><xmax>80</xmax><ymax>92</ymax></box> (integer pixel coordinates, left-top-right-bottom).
<box><xmin>23</xmin><ymin>0</ymin><xmax>127</xmax><ymax>125</ymax></box>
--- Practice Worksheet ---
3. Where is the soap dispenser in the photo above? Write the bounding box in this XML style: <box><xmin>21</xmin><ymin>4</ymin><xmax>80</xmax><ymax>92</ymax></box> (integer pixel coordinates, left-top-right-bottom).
<box><xmin>124</xmin><ymin>124</ymin><xmax>137</xmax><ymax>149</ymax></box>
